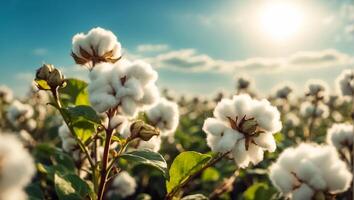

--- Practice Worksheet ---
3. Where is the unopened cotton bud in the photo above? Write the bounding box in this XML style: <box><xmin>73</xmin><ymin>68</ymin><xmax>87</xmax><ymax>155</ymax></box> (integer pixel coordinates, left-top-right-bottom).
<box><xmin>36</xmin><ymin>64</ymin><xmax>53</xmax><ymax>80</ymax></box>
<box><xmin>47</xmin><ymin>68</ymin><xmax>65</xmax><ymax>88</ymax></box>
<box><xmin>129</xmin><ymin>120</ymin><xmax>159</xmax><ymax>141</ymax></box>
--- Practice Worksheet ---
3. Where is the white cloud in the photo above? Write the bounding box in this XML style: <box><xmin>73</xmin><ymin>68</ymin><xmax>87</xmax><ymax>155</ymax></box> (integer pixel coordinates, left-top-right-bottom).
<box><xmin>136</xmin><ymin>44</ymin><xmax>169</xmax><ymax>53</ymax></box>
<box><xmin>32</xmin><ymin>48</ymin><xmax>48</xmax><ymax>56</ymax></box>
<box><xmin>144</xmin><ymin>48</ymin><xmax>353</xmax><ymax>73</ymax></box>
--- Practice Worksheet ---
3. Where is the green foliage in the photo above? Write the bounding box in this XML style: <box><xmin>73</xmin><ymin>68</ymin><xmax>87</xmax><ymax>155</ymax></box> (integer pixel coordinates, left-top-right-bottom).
<box><xmin>166</xmin><ymin>151</ymin><xmax>211</xmax><ymax>193</ymax></box>
<box><xmin>242</xmin><ymin>182</ymin><xmax>277</xmax><ymax>200</ymax></box>
<box><xmin>62</xmin><ymin>105</ymin><xmax>101</xmax><ymax>125</ymax></box>
<box><xmin>59</xmin><ymin>78</ymin><xmax>90</xmax><ymax>106</ymax></box>
<box><xmin>201</xmin><ymin>167</ymin><xmax>220</xmax><ymax>182</ymax></box>
<box><xmin>54</xmin><ymin>173</ymin><xmax>91</xmax><ymax>200</ymax></box>
<box><xmin>120</xmin><ymin>149</ymin><xmax>168</xmax><ymax>178</ymax></box>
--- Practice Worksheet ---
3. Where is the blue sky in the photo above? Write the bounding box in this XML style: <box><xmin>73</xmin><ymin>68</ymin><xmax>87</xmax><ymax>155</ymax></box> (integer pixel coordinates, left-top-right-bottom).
<box><xmin>1</xmin><ymin>0</ymin><xmax>353</xmax><ymax>97</ymax></box>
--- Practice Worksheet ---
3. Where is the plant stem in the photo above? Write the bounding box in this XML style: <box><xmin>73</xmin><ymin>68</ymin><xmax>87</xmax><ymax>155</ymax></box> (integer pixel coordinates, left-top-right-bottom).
<box><xmin>209</xmin><ymin>169</ymin><xmax>239</xmax><ymax>200</ymax></box>
<box><xmin>165</xmin><ymin>152</ymin><xmax>230</xmax><ymax>200</ymax></box>
<box><xmin>50</xmin><ymin>87</ymin><xmax>97</xmax><ymax>188</ymax></box>
<box><xmin>307</xmin><ymin>97</ymin><xmax>319</xmax><ymax>141</ymax></box>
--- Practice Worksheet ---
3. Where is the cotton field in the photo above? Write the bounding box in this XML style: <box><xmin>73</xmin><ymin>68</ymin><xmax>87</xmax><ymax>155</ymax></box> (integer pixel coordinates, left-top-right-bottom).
<box><xmin>1</xmin><ymin>1</ymin><xmax>354</xmax><ymax>200</ymax></box>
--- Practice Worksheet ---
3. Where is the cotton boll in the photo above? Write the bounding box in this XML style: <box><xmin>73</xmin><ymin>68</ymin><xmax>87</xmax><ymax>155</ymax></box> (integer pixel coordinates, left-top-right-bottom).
<box><xmin>335</xmin><ymin>69</ymin><xmax>354</xmax><ymax>97</ymax></box>
<box><xmin>0</xmin><ymin>134</ymin><xmax>35</xmax><ymax>194</ymax></box>
<box><xmin>138</xmin><ymin>84</ymin><xmax>160</xmax><ymax>107</ymax></box>
<box><xmin>136</xmin><ymin>135</ymin><xmax>161</xmax><ymax>152</ymax></box>
<box><xmin>292</xmin><ymin>184</ymin><xmax>314</xmax><ymax>200</ymax></box>
<box><xmin>231</xmin><ymin>139</ymin><xmax>250</xmax><ymax>168</ymax></box>
<box><xmin>305</xmin><ymin>80</ymin><xmax>329</xmax><ymax>97</ymax></box>
<box><xmin>247</xmin><ymin>143</ymin><xmax>264</xmax><ymax>165</ymax></box>
<box><xmin>326</xmin><ymin>123</ymin><xmax>353</xmax><ymax>150</ymax></box>
<box><xmin>213</xmin><ymin>98</ymin><xmax>237</xmax><ymax>123</ymax></box>
<box><xmin>125</xmin><ymin>60</ymin><xmax>158</xmax><ymax>85</ymax></box>
<box><xmin>206</xmin><ymin>134</ymin><xmax>221</xmax><ymax>152</ymax></box>
<box><xmin>232</xmin><ymin>94</ymin><xmax>252</xmax><ymax>118</ymax></box>
<box><xmin>204</xmin><ymin>94</ymin><xmax>281</xmax><ymax>168</ymax></box>
<box><xmin>251</xmin><ymin>99</ymin><xmax>282</xmax><ymax>133</ymax></box>
<box><xmin>295</xmin><ymin>159</ymin><xmax>326</xmax><ymax>190</ymax></box>
<box><xmin>253</xmin><ymin>132</ymin><xmax>276</xmax><ymax>152</ymax></box>
<box><xmin>72</xmin><ymin>27</ymin><xmax>121</xmax><ymax>65</ymax></box>
<box><xmin>202</xmin><ymin>118</ymin><xmax>228</xmax><ymax>136</ymax></box>
<box><xmin>6</xmin><ymin>100</ymin><xmax>34</xmax><ymax>128</ymax></box>
<box><xmin>272</xmin><ymin>84</ymin><xmax>294</xmax><ymax>99</ymax></box>
<box><xmin>269</xmin><ymin>143</ymin><xmax>353</xmax><ymax>198</ymax></box>
<box><xmin>0</xmin><ymin>85</ymin><xmax>13</xmax><ymax>103</ymax></box>
<box><xmin>146</xmin><ymin>98</ymin><xmax>179</xmax><ymax>137</ymax></box>
<box><xmin>269</xmin><ymin>164</ymin><xmax>295</xmax><ymax>193</ymax></box>
<box><xmin>109</xmin><ymin>115</ymin><xmax>127</xmax><ymax>132</ymax></box>
<box><xmin>214</xmin><ymin>129</ymin><xmax>242</xmax><ymax>153</ymax></box>
<box><xmin>111</xmin><ymin>171</ymin><xmax>137</xmax><ymax>198</ymax></box>
<box><xmin>58</xmin><ymin>124</ymin><xmax>77</xmax><ymax>153</ymax></box>
<box><xmin>120</xmin><ymin>96</ymin><xmax>139</xmax><ymax>117</ymax></box>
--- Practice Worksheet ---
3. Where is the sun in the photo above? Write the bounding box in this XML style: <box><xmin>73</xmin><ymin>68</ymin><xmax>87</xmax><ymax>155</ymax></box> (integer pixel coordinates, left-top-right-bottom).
<box><xmin>259</xmin><ymin>2</ymin><xmax>304</xmax><ymax>41</ymax></box>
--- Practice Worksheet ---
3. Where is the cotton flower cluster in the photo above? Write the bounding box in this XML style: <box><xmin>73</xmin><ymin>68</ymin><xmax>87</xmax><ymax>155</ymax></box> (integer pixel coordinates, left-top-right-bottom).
<box><xmin>300</xmin><ymin>102</ymin><xmax>329</xmax><ymax>118</ymax></box>
<box><xmin>6</xmin><ymin>100</ymin><xmax>36</xmax><ymax>131</ymax></box>
<box><xmin>146</xmin><ymin>98</ymin><xmax>179</xmax><ymax>137</ymax></box>
<box><xmin>269</xmin><ymin>143</ymin><xmax>352</xmax><ymax>200</ymax></box>
<box><xmin>72</xmin><ymin>27</ymin><xmax>122</xmax><ymax>66</ymax></box>
<box><xmin>326</xmin><ymin>123</ymin><xmax>353</xmax><ymax>150</ymax></box>
<box><xmin>108</xmin><ymin>171</ymin><xmax>137</xmax><ymax>198</ymax></box>
<box><xmin>203</xmin><ymin>94</ymin><xmax>282</xmax><ymax>168</ymax></box>
<box><xmin>335</xmin><ymin>69</ymin><xmax>354</xmax><ymax>96</ymax></box>
<box><xmin>88</xmin><ymin>60</ymin><xmax>159</xmax><ymax>116</ymax></box>
<box><xmin>305</xmin><ymin>80</ymin><xmax>329</xmax><ymax>98</ymax></box>
<box><xmin>0</xmin><ymin>133</ymin><xmax>35</xmax><ymax>200</ymax></box>
<box><xmin>0</xmin><ymin>85</ymin><xmax>13</xmax><ymax>103</ymax></box>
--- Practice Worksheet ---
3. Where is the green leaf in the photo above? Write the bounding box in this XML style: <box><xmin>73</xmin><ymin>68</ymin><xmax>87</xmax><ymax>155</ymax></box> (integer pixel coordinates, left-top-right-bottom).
<box><xmin>243</xmin><ymin>182</ymin><xmax>277</xmax><ymax>200</ymax></box>
<box><xmin>63</xmin><ymin>105</ymin><xmax>101</xmax><ymax>124</ymax></box>
<box><xmin>72</xmin><ymin>121</ymin><xmax>96</xmax><ymax>143</ymax></box>
<box><xmin>55</xmin><ymin>173</ymin><xmax>90</xmax><ymax>200</ymax></box>
<box><xmin>35</xmin><ymin>79</ymin><xmax>51</xmax><ymax>90</ymax></box>
<box><xmin>59</xmin><ymin>78</ymin><xmax>90</xmax><ymax>106</ymax></box>
<box><xmin>201</xmin><ymin>167</ymin><xmax>220</xmax><ymax>182</ymax></box>
<box><xmin>166</xmin><ymin>151</ymin><xmax>211</xmax><ymax>193</ymax></box>
<box><xmin>120</xmin><ymin>150</ymin><xmax>168</xmax><ymax>177</ymax></box>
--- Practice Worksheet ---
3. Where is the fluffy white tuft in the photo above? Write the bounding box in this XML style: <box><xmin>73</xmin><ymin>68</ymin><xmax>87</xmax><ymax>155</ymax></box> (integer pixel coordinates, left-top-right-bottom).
<box><xmin>110</xmin><ymin>171</ymin><xmax>137</xmax><ymax>198</ymax></box>
<box><xmin>326</xmin><ymin>123</ymin><xmax>353</xmax><ymax>150</ymax></box>
<box><xmin>0</xmin><ymin>85</ymin><xmax>13</xmax><ymax>103</ymax></box>
<box><xmin>203</xmin><ymin>94</ymin><xmax>282</xmax><ymax>168</ymax></box>
<box><xmin>72</xmin><ymin>27</ymin><xmax>121</xmax><ymax>63</ymax></box>
<box><xmin>146</xmin><ymin>98</ymin><xmax>179</xmax><ymax>137</ymax></box>
<box><xmin>269</xmin><ymin>143</ymin><xmax>352</xmax><ymax>199</ymax></box>
<box><xmin>335</xmin><ymin>69</ymin><xmax>354</xmax><ymax>97</ymax></box>
<box><xmin>0</xmin><ymin>133</ymin><xmax>35</xmax><ymax>198</ymax></box>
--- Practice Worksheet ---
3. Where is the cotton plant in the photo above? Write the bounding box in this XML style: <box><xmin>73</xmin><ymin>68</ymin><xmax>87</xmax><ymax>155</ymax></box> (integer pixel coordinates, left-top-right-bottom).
<box><xmin>0</xmin><ymin>133</ymin><xmax>35</xmax><ymax>200</ymax></box>
<box><xmin>202</xmin><ymin>94</ymin><xmax>282</xmax><ymax>168</ymax></box>
<box><xmin>30</xmin><ymin>27</ymin><xmax>171</xmax><ymax>200</ymax></box>
<box><xmin>269</xmin><ymin>143</ymin><xmax>352</xmax><ymax>200</ymax></box>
